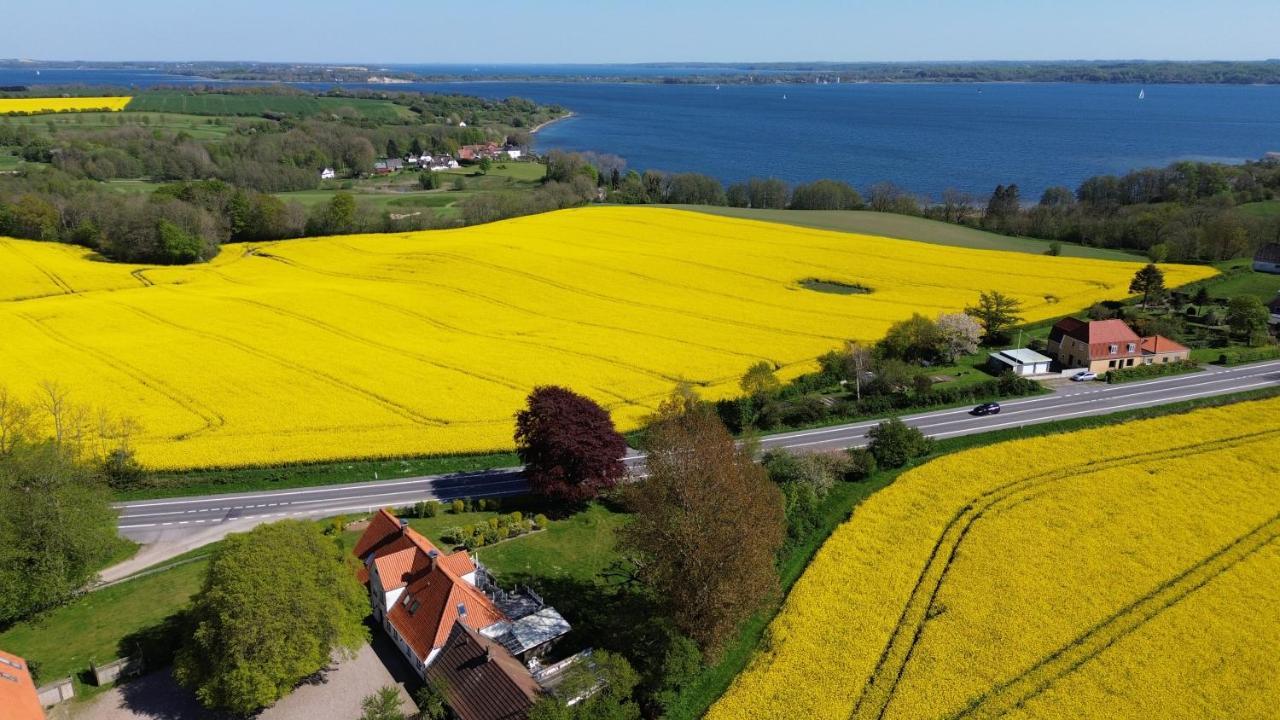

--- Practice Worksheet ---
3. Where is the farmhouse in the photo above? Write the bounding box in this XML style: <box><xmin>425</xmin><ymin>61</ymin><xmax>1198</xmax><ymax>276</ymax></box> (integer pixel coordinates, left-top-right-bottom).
<box><xmin>354</xmin><ymin>510</ymin><xmax>574</xmax><ymax>719</ymax></box>
<box><xmin>0</xmin><ymin>649</ymin><xmax>43</xmax><ymax>720</ymax></box>
<box><xmin>320</xmin><ymin>167</ymin><xmax>336</xmax><ymax>180</ymax></box>
<box><xmin>457</xmin><ymin>142</ymin><xmax>503</xmax><ymax>162</ymax></box>
<box><xmin>987</xmin><ymin>347</ymin><xmax>1053</xmax><ymax>376</ymax></box>
<box><xmin>428</xmin><ymin>155</ymin><xmax>460</xmax><ymax>171</ymax></box>
<box><xmin>1047</xmin><ymin>317</ymin><xmax>1189</xmax><ymax>372</ymax></box>
<box><xmin>1254</xmin><ymin>243</ymin><xmax>1280</xmax><ymax>274</ymax></box>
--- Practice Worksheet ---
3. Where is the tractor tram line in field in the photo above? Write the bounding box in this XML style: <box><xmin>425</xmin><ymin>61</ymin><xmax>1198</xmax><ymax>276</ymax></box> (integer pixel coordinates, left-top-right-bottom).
<box><xmin>849</xmin><ymin>427</ymin><xmax>1280</xmax><ymax>720</ymax></box>
<box><xmin>951</xmin><ymin>511</ymin><xmax>1280</xmax><ymax>720</ymax></box>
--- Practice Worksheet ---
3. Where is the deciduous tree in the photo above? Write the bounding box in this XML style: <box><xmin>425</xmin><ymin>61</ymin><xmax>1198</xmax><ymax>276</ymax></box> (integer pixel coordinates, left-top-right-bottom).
<box><xmin>866</xmin><ymin>418</ymin><xmax>933</xmax><ymax>469</ymax></box>
<box><xmin>965</xmin><ymin>290</ymin><xmax>1025</xmax><ymax>345</ymax></box>
<box><xmin>619</xmin><ymin>392</ymin><xmax>785</xmax><ymax>658</ymax></box>
<box><xmin>1226</xmin><ymin>295</ymin><xmax>1270</xmax><ymax>345</ymax></box>
<box><xmin>174</xmin><ymin>521</ymin><xmax>368</xmax><ymax>714</ymax></box>
<box><xmin>935</xmin><ymin>312</ymin><xmax>982</xmax><ymax>362</ymax></box>
<box><xmin>515</xmin><ymin>386</ymin><xmax>627</xmax><ymax>504</ymax></box>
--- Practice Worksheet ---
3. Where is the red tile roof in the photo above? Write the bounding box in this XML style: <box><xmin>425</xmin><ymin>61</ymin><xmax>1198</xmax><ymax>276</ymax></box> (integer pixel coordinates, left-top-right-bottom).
<box><xmin>355</xmin><ymin>509</ymin><xmax>496</xmax><ymax>660</ymax></box>
<box><xmin>385</xmin><ymin>558</ymin><xmax>506</xmax><ymax>660</ymax></box>
<box><xmin>1051</xmin><ymin>318</ymin><xmax>1144</xmax><ymax>361</ymax></box>
<box><xmin>0</xmin><ymin>649</ymin><xmax>44</xmax><ymax>720</ymax></box>
<box><xmin>425</xmin><ymin>624</ymin><xmax>540</xmax><ymax>720</ymax></box>
<box><xmin>1140</xmin><ymin>335</ymin><xmax>1189</xmax><ymax>355</ymax></box>
<box><xmin>354</xmin><ymin>509</ymin><xmax>405</xmax><ymax>559</ymax></box>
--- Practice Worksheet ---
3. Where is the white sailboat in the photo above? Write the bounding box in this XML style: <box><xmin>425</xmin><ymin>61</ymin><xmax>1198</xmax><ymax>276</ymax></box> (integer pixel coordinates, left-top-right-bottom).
<box><xmin>1138</xmin><ymin>88</ymin><xmax>1146</xmax><ymax>100</ymax></box>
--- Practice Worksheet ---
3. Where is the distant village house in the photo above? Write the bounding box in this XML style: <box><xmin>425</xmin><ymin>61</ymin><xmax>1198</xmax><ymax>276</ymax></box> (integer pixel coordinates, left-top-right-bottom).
<box><xmin>320</xmin><ymin>167</ymin><xmax>336</xmax><ymax>180</ymax></box>
<box><xmin>1047</xmin><ymin>317</ymin><xmax>1189</xmax><ymax>373</ymax></box>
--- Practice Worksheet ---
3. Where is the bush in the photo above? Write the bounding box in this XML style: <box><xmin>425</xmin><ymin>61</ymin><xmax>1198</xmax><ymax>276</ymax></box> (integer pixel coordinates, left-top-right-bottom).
<box><xmin>441</xmin><ymin>527</ymin><xmax>464</xmax><ymax>544</ymax></box>
<box><xmin>866</xmin><ymin>418</ymin><xmax>933</xmax><ymax>469</ymax></box>
<box><xmin>1212</xmin><ymin>344</ymin><xmax>1280</xmax><ymax>366</ymax></box>
<box><xmin>450</xmin><ymin>499</ymin><xmax>465</xmax><ymax>514</ymax></box>
<box><xmin>422</xmin><ymin>500</ymin><xmax>440</xmax><ymax>517</ymax></box>
<box><xmin>534</xmin><ymin>513</ymin><xmax>549</xmax><ymax>529</ymax></box>
<box><xmin>483</xmin><ymin>527</ymin><xmax>501</xmax><ymax>545</ymax></box>
<box><xmin>844</xmin><ymin>448</ymin><xmax>878</xmax><ymax>480</ymax></box>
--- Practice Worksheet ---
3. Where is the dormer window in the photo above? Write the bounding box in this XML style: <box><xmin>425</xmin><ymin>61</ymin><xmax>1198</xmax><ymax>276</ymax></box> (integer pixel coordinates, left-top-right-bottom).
<box><xmin>1109</xmin><ymin>344</ymin><xmax>1118</xmax><ymax>354</ymax></box>
<box><xmin>457</xmin><ymin>603</ymin><xmax>467</xmax><ymax>618</ymax></box>
<box><xmin>1126</xmin><ymin>343</ymin><xmax>1135</xmax><ymax>353</ymax></box>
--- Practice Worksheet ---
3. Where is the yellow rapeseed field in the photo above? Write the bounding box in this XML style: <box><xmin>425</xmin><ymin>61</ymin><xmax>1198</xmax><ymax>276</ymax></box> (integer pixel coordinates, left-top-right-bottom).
<box><xmin>0</xmin><ymin>96</ymin><xmax>131</xmax><ymax>114</ymax></box>
<box><xmin>0</xmin><ymin>207</ymin><xmax>1215</xmax><ymax>468</ymax></box>
<box><xmin>708</xmin><ymin>396</ymin><xmax>1280</xmax><ymax>720</ymax></box>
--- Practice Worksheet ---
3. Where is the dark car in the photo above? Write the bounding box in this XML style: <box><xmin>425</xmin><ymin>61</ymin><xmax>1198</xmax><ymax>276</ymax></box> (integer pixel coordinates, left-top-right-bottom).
<box><xmin>972</xmin><ymin>402</ymin><xmax>1001</xmax><ymax>416</ymax></box>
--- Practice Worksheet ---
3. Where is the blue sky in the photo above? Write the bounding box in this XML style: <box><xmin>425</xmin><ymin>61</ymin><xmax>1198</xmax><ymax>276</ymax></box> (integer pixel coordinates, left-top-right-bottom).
<box><xmin>3</xmin><ymin>0</ymin><xmax>1277</xmax><ymax>64</ymax></box>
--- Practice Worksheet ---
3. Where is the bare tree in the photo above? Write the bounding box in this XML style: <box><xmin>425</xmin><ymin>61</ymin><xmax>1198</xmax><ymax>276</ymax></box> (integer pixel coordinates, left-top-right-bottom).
<box><xmin>0</xmin><ymin>386</ymin><xmax>35</xmax><ymax>455</ymax></box>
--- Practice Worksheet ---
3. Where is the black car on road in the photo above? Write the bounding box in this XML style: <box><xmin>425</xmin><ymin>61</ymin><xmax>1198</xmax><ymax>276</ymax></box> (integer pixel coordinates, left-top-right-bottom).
<box><xmin>971</xmin><ymin>402</ymin><xmax>1001</xmax><ymax>416</ymax></box>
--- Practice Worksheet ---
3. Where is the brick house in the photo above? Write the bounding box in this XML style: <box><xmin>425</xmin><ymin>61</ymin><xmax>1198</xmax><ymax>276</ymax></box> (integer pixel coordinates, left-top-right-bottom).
<box><xmin>1047</xmin><ymin>317</ymin><xmax>1190</xmax><ymax>373</ymax></box>
<box><xmin>353</xmin><ymin>510</ymin><xmax>576</xmax><ymax>720</ymax></box>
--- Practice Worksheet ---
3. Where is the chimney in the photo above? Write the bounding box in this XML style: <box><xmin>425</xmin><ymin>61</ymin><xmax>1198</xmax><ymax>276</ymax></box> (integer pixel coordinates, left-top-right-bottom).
<box><xmin>485</xmin><ymin>645</ymin><xmax>493</xmax><ymax>662</ymax></box>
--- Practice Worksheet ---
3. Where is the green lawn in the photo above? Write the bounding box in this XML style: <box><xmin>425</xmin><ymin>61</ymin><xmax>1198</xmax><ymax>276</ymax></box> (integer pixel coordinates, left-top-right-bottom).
<box><xmin>1238</xmin><ymin>200</ymin><xmax>1280</xmax><ymax>219</ymax></box>
<box><xmin>0</xmin><ymin>559</ymin><xmax>207</xmax><ymax>685</ymax></box>
<box><xmin>101</xmin><ymin>179</ymin><xmax>167</xmax><ymax>195</ymax></box>
<box><xmin>125</xmin><ymin>93</ymin><xmax>415</xmax><ymax>122</ymax></box>
<box><xmin>672</xmin><ymin>206</ymin><xmax>1143</xmax><ymax>261</ymax></box>
<box><xmin>0</xmin><ymin>153</ymin><xmax>23</xmax><ymax>171</ymax></box>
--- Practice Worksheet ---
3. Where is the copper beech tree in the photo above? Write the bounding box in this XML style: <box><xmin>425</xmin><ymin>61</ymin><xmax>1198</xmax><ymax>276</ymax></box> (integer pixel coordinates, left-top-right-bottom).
<box><xmin>619</xmin><ymin>389</ymin><xmax>786</xmax><ymax>658</ymax></box>
<box><xmin>514</xmin><ymin>386</ymin><xmax>628</xmax><ymax>504</ymax></box>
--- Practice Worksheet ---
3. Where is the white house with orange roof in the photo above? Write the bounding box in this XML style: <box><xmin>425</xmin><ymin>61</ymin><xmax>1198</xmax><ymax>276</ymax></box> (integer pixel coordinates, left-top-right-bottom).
<box><xmin>353</xmin><ymin>509</ymin><xmax>571</xmax><ymax>679</ymax></box>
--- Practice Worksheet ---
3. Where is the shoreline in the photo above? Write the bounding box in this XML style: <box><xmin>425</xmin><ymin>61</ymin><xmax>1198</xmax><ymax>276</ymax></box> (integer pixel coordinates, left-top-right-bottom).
<box><xmin>531</xmin><ymin>111</ymin><xmax>575</xmax><ymax>134</ymax></box>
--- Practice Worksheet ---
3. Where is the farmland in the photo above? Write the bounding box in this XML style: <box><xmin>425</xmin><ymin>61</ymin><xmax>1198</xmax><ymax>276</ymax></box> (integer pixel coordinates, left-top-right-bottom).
<box><xmin>0</xmin><ymin>207</ymin><xmax>1215</xmax><ymax>469</ymax></box>
<box><xmin>123</xmin><ymin>92</ymin><xmax>416</xmax><ymax>121</ymax></box>
<box><xmin>0</xmin><ymin>96</ymin><xmax>131</xmax><ymax>114</ymax></box>
<box><xmin>707</xmin><ymin>395</ymin><xmax>1280</xmax><ymax>720</ymax></box>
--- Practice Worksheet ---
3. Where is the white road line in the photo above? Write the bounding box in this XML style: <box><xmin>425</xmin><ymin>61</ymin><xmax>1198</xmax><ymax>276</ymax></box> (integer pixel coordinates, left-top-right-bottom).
<box><xmin>929</xmin><ymin>381</ymin><xmax>1276</xmax><ymax>438</ymax></box>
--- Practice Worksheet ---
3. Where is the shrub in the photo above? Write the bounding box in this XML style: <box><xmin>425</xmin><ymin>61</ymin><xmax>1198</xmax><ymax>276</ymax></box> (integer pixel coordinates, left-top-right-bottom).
<box><xmin>1105</xmin><ymin>359</ymin><xmax>1199</xmax><ymax>383</ymax></box>
<box><xmin>450</xmin><ymin>499</ymin><xmax>465</xmax><ymax>514</ymax></box>
<box><xmin>509</xmin><ymin>511</ymin><xmax>523</xmax><ymax>524</ymax></box>
<box><xmin>866</xmin><ymin>418</ymin><xmax>933</xmax><ymax>469</ymax></box>
<box><xmin>488</xmin><ymin>517</ymin><xmax>500</xmax><ymax>530</ymax></box>
<box><xmin>441</xmin><ymin>527</ymin><xmax>464</xmax><ymax>544</ymax></box>
<box><xmin>534</xmin><ymin>513</ymin><xmax>549</xmax><ymax>529</ymax></box>
<box><xmin>844</xmin><ymin>448</ymin><xmax>878</xmax><ymax>480</ymax></box>
<box><xmin>483</xmin><ymin>527</ymin><xmax>500</xmax><ymax>545</ymax></box>
<box><xmin>497</xmin><ymin>525</ymin><xmax>511</xmax><ymax>540</ymax></box>
<box><xmin>422</xmin><ymin>500</ymin><xmax>440</xmax><ymax>518</ymax></box>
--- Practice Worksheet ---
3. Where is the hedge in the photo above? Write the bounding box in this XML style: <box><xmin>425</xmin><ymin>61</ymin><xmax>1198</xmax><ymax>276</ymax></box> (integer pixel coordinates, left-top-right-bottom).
<box><xmin>1211</xmin><ymin>345</ymin><xmax>1280</xmax><ymax>366</ymax></box>
<box><xmin>1105</xmin><ymin>360</ymin><xmax>1201</xmax><ymax>384</ymax></box>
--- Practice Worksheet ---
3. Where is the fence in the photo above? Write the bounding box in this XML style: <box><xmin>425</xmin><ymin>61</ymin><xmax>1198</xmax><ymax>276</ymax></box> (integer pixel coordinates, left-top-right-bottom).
<box><xmin>37</xmin><ymin>677</ymin><xmax>75</xmax><ymax>707</ymax></box>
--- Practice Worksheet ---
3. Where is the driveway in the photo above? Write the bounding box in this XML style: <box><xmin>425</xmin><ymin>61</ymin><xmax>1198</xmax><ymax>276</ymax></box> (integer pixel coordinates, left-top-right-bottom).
<box><xmin>55</xmin><ymin>634</ymin><xmax>419</xmax><ymax>720</ymax></box>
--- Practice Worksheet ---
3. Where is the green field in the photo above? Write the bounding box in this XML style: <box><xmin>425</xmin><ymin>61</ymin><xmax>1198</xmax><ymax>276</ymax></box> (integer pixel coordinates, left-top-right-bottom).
<box><xmin>125</xmin><ymin>93</ymin><xmax>416</xmax><ymax>122</ymax></box>
<box><xmin>1238</xmin><ymin>200</ymin><xmax>1280</xmax><ymax>218</ymax></box>
<box><xmin>674</xmin><ymin>206</ymin><xmax>1144</xmax><ymax>261</ymax></box>
<box><xmin>1194</xmin><ymin>259</ymin><xmax>1280</xmax><ymax>301</ymax></box>
<box><xmin>0</xmin><ymin>111</ymin><xmax>237</xmax><ymax>139</ymax></box>
<box><xmin>275</xmin><ymin>162</ymin><xmax>548</xmax><ymax>215</ymax></box>
<box><xmin>0</xmin><ymin>153</ymin><xmax>21</xmax><ymax>171</ymax></box>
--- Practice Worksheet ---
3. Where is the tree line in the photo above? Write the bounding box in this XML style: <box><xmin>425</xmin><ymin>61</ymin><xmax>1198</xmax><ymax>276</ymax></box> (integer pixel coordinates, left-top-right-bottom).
<box><xmin>550</xmin><ymin>151</ymin><xmax>1280</xmax><ymax>262</ymax></box>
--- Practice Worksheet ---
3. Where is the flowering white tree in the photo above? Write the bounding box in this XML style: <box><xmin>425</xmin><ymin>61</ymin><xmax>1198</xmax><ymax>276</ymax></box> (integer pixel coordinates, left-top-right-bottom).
<box><xmin>936</xmin><ymin>313</ymin><xmax>982</xmax><ymax>362</ymax></box>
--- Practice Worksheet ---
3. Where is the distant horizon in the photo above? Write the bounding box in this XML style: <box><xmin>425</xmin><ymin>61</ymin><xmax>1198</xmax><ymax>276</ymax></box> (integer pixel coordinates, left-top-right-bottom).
<box><xmin>4</xmin><ymin>0</ymin><xmax>1277</xmax><ymax>65</ymax></box>
<box><xmin>5</xmin><ymin>58</ymin><xmax>1280</xmax><ymax>68</ymax></box>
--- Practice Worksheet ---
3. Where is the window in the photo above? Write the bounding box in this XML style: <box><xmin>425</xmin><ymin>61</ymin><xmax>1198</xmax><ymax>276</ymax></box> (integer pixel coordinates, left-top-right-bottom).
<box><xmin>1109</xmin><ymin>344</ymin><xmax>1118</xmax><ymax>354</ymax></box>
<box><xmin>1126</xmin><ymin>358</ymin><xmax>1135</xmax><ymax>367</ymax></box>
<box><xmin>1162</xmin><ymin>357</ymin><xmax>1169</xmax><ymax>363</ymax></box>
<box><xmin>1126</xmin><ymin>343</ymin><xmax>1135</xmax><ymax>353</ymax></box>
<box><xmin>1109</xmin><ymin>360</ymin><xmax>1117</xmax><ymax>368</ymax></box>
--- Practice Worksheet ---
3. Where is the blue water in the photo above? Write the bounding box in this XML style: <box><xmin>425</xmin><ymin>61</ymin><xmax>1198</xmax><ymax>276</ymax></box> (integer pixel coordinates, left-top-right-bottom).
<box><xmin>4</xmin><ymin>66</ymin><xmax>1278</xmax><ymax>197</ymax></box>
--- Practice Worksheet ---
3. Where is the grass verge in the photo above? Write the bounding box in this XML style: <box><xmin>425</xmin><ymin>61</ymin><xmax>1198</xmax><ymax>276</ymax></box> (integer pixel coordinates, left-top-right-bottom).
<box><xmin>119</xmin><ymin>451</ymin><xmax>521</xmax><ymax>501</ymax></box>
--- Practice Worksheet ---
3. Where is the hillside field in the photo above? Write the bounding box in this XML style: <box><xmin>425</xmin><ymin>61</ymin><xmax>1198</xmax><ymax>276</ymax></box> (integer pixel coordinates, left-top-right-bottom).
<box><xmin>123</xmin><ymin>92</ymin><xmax>414</xmax><ymax>121</ymax></box>
<box><xmin>0</xmin><ymin>207</ymin><xmax>1215</xmax><ymax>469</ymax></box>
<box><xmin>0</xmin><ymin>96</ymin><xmax>131</xmax><ymax>114</ymax></box>
<box><xmin>708</xmin><ymin>396</ymin><xmax>1280</xmax><ymax>720</ymax></box>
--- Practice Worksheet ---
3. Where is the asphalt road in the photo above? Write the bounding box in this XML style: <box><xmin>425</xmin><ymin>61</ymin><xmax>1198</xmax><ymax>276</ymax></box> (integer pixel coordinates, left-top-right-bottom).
<box><xmin>113</xmin><ymin>360</ymin><xmax>1280</xmax><ymax>550</ymax></box>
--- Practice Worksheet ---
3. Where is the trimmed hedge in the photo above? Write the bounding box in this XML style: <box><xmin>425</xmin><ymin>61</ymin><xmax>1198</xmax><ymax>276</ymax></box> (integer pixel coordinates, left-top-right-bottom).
<box><xmin>1105</xmin><ymin>360</ymin><xmax>1201</xmax><ymax>384</ymax></box>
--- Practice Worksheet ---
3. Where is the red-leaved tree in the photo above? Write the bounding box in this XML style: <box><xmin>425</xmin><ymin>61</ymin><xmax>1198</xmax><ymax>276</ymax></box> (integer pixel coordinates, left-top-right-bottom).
<box><xmin>514</xmin><ymin>386</ymin><xmax>627</xmax><ymax>504</ymax></box>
